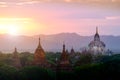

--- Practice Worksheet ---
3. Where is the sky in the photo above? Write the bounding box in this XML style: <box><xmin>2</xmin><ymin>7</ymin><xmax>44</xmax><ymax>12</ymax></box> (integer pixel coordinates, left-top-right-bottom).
<box><xmin>0</xmin><ymin>0</ymin><xmax>120</xmax><ymax>36</ymax></box>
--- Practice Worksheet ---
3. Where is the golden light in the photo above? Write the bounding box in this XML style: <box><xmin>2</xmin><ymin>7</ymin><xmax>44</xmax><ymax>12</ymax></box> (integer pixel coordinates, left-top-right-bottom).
<box><xmin>0</xmin><ymin>18</ymin><xmax>35</xmax><ymax>35</ymax></box>
<box><xmin>0</xmin><ymin>21</ymin><xmax>20</xmax><ymax>35</ymax></box>
<box><xmin>9</xmin><ymin>29</ymin><xmax>18</xmax><ymax>35</ymax></box>
<box><xmin>7</xmin><ymin>25</ymin><xmax>19</xmax><ymax>35</ymax></box>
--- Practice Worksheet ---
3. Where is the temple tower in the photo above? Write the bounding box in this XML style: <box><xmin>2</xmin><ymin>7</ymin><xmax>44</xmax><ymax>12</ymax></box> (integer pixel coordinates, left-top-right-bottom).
<box><xmin>59</xmin><ymin>43</ymin><xmax>70</xmax><ymax>65</ymax></box>
<box><xmin>57</xmin><ymin>43</ymin><xmax>71</xmax><ymax>71</ymax></box>
<box><xmin>88</xmin><ymin>27</ymin><xmax>106</xmax><ymax>55</ymax></box>
<box><xmin>70</xmin><ymin>47</ymin><xmax>75</xmax><ymax>55</ymax></box>
<box><xmin>12</xmin><ymin>48</ymin><xmax>21</xmax><ymax>68</ymax></box>
<box><xmin>33</xmin><ymin>37</ymin><xmax>48</xmax><ymax>67</ymax></box>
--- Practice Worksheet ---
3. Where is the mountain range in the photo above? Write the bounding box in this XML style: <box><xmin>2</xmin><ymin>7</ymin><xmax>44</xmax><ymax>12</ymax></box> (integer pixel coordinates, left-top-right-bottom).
<box><xmin>0</xmin><ymin>33</ymin><xmax>120</xmax><ymax>53</ymax></box>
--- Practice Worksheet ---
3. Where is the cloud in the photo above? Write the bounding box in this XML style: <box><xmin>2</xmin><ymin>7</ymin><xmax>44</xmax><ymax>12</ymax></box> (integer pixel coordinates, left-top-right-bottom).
<box><xmin>16</xmin><ymin>1</ymin><xmax>40</xmax><ymax>5</ymax></box>
<box><xmin>0</xmin><ymin>2</ymin><xmax>8</xmax><ymax>7</ymax></box>
<box><xmin>0</xmin><ymin>0</ymin><xmax>120</xmax><ymax>7</ymax></box>
<box><xmin>106</xmin><ymin>16</ymin><xmax>120</xmax><ymax>20</ymax></box>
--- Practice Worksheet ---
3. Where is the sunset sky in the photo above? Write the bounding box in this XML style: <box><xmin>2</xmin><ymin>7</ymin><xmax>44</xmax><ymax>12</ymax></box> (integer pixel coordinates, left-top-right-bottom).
<box><xmin>0</xmin><ymin>0</ymin><xmax>120</xmax><ymax>36</ymax></box>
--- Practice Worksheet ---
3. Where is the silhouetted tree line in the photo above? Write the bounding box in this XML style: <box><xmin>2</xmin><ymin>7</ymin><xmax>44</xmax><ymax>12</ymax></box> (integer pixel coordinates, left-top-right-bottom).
<box><xmin>0</xmin><ymin>52</ymin><xmax>120</xmax><ymax>80</ymax></box>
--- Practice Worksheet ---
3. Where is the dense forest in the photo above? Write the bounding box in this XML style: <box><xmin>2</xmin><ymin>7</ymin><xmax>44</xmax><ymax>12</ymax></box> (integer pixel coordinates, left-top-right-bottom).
<box><xmin>0</xmin><ymin>52</ymin><xmax>120</xmax><ymax>80</ymax></box>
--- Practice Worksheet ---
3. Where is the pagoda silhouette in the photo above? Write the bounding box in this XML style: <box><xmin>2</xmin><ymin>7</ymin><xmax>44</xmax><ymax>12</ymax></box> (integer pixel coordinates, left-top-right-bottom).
<box><xmin>12</xmin><ymin>47</ymin><xmax>21</xmax><ymax>68</ymax></box>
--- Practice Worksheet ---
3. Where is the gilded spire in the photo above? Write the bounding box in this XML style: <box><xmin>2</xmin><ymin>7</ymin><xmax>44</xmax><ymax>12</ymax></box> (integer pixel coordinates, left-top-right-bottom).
<box><xmin>39</xmin><ymin>37</ymin><xmax>40</xmax><ymax>45</ymax></box>
<box><xmin>33</xmin><ymin>37</ymin><xmax>46</xmax><ymax>66</ymax></box>
<box><xmin>38</xmin><ymin>37</ymin><xmax>42</xmax><ymax>49</ymax></box>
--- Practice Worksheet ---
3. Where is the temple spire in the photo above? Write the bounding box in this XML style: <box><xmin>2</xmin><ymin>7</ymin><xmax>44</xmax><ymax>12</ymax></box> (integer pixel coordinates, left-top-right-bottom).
<box><xmin>15</xmin><ymin>47</ymin><xmax>17</xmax><ymax>52</ymax></box>
<box><xmin>39</xmin><ymin>37</ymin><xmax>40</xmax><ymax>45</ymax></box>
<box><xmin>33</xmin><ymin>37</ymin><xmax>47</xmax><ymax>67</ymax></box>
<box><xmin>12</xmin><ymin>47</ymin><xmax>21</xmax><ymax>68</ymax></box>
<box><xmin>63</xmin><ymin>42</ymin><xmax>65</xmax><ymax>52</ymax></box>
<box><xmin>96</xmin><ymin>27</ymin><xmax>98</xmax><ymax>34</ymax></box>
<box><xmin>14</xmin><ymin>47</ymin><xmax>17</xmax><ymax>53</ymax></box>
<box><xmin>58</xmin><ymin>43</ymin><xmax>71</xmax><ymax>71</ymax></box>
<box><xmin>38</xmin><ymin>37</ymin><xmax>41</xmax><ymax>48</ymax></box>
<box><xmin>94</xmin><ymin>27</ymin><xmax>100</xmax><ymax>41</ymax></box>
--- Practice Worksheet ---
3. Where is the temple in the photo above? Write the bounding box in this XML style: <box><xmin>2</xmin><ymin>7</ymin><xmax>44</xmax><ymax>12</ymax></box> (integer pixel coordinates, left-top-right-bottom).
<box><xmin>33</xmin><ymin>37</ymin><xmax>50</xmax><ymax>67</ymax></box>
<box><xmin>88</xmin><ymin>27</ymin><xmax>106</xmax><ymax>55</ymax></box>
<box><xmin>57</xmin><ymin>43</ymin><xmax>72</xmax><ymax>71</ymax></box>
<box><xmin>70</xmin><ymin>47</ymin><xmax>75</xmax><ymax>55</ymax></box>
<box><xmin>12</xmin><ymin>47</ymin><xmax>21</xmax><ymax>68</ymax></box>
<box><xmin>60</xmin><ymin>44</ymin><xmax>70</xmax><ymax>65</ymax></box>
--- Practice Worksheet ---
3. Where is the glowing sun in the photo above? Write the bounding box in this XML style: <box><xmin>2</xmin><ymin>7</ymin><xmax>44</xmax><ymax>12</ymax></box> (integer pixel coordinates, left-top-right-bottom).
<box><xmin>0</xmin><ymin>18</ymin><xmax>23</xmax><ymax>35</ymax></box>
<box><xmin>0</xmin><ymin>18</ymin><xmax>36</xmax><ymax>36</ymax></box>
<box><xmin>0</xmin><ymin>23</ymin><xmax>19</xmax><ymax>35</ymax></box>
<box><xmin>8</xmin><ymin>25</ymin><xmax>18</xmax><ymax>35</ymax></box>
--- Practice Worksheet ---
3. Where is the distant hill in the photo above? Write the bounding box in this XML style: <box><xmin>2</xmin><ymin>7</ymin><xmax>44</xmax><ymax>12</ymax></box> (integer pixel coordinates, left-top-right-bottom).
<box><xmin>0</xmin><ymin>33</ymin><xmax>120</xmax><ymax>53</ymax></box>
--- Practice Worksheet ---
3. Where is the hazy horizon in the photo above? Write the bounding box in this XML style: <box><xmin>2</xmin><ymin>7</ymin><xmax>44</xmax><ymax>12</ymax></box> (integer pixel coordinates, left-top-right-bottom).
<box><xmin>1</xmin><ymin>32</ymin><xmax>120</xmax><ymax>37</ymax></box>
<box><xmin>0</xmin><ymin>32</ymin><xmax>120</xmax><ymax>53</ymax></box>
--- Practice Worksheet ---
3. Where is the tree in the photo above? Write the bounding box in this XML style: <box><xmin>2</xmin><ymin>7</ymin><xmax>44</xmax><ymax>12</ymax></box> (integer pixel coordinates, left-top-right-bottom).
<box><xmin>17</xmin><ymin>66</ymin><xmax>55</xmax><ymax>80</ymax></box>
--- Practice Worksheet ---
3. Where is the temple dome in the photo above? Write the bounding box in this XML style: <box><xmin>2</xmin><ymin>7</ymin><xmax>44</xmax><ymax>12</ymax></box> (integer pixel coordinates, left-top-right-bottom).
<box><xmin>88</xmin><ymin>27</ymin><xmax>106</xmax><ymax>55</ymax></box>
<box><xmin>89</xmin><ymin>40</ymin><xmax>105</xmax><ymax>48</ymax></box>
